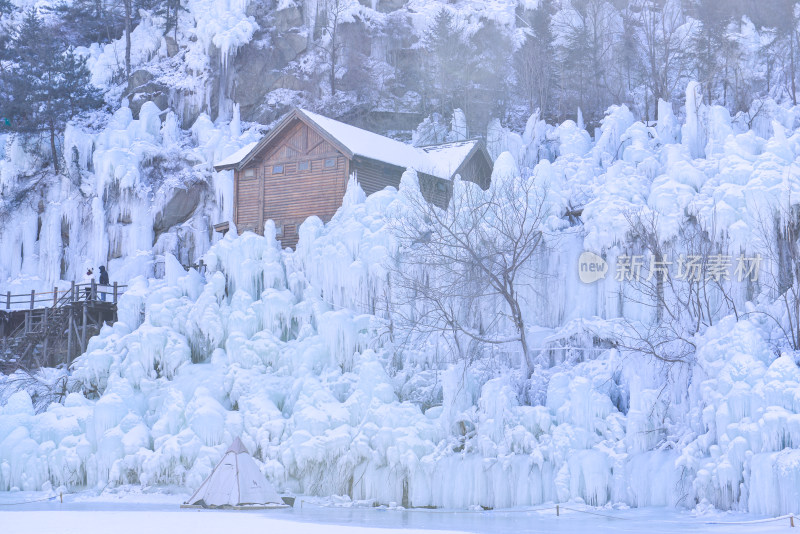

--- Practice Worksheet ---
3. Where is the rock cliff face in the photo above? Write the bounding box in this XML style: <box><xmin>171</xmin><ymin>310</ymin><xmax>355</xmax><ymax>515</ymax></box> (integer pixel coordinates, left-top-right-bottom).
<box><xmin>227</xmin><ymin>3</ymin><xmax>308</xmax><ymax>122</ymax></box>
<box><xmin>1</xmin><ymin>0</ymin><xmax>448</xmax><ymax>288</ymax></box>
<box><xmin>119</xmin><ymin>1</ymin><xmax>422</xmax><ymax>126</ymax></box>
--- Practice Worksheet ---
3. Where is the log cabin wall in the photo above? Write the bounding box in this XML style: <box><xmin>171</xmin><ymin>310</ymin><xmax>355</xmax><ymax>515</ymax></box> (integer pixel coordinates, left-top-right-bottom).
<box><xmin>416</xmin><ymin>150</ymin><xmax>493</xmax><ymax>208</ymax></box>
<box><xmin>351</xmin><ymin>158</ymin><xmax>453</xmax><ymax>208</ymax></box>
<box><xmin>418</xmin><ymin>174</ymin><xmax>451</xmax><ymax>208</ymax></box>
<box><xmin>350</xmin><ymin>152</ymin><xmax>490</xmax><ymax>210</ymax></box>
<box><xmin>350</xmin><ymin>157</ymin><xmax>404</xmax><ymax>196</ymax></box>
<box><xmin>227</xmin><ymin>112</ymin><xmax>494</xmax><ymax>249</ymax></box>
<box><xmin>233</xmin><ymin>164</ymin><xmax>262</xmax><ymax>233</ymax></box>
<box><xmin>234</xmin><ymin>119</ymin><xmax>350</xmax><ymax>248</ymax></box>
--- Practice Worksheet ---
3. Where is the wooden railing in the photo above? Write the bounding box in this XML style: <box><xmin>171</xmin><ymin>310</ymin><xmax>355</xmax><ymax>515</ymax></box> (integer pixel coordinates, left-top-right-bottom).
<box><xmin>3</xmin><ymin>281</ymin><xmax>127</xmax><ymax>311</ymax></box>
<box><xmin>2</xmin><ymin>254</ymin><xmax>209</xmax><ymax>311</ymax></box>
<box><xmin>1</xmin><ymin>256</ymin><xmax>210</xmax><ymax>372</ymax></box>
<box><xmin>1</xmin><ymin>281</ymin><xmax>130</xmax><ymax>372</ymax></box>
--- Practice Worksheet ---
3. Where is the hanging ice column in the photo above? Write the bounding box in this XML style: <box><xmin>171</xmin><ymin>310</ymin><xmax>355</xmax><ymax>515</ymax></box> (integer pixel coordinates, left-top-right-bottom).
<box><xmin>655</xmin><ymin>99</ymin><xmax>679</xmax><ymax>144</ymax></box>
<box><xmin>682</xmin><ymin>81</ymin><xmax>707</xmax><ymax>159</ymax></box>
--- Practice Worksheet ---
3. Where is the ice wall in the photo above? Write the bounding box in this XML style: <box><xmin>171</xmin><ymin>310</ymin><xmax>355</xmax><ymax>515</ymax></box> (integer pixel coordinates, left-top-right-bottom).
<box><xmin>0</xmin><ymin>0</ymin><xmax>799</xmax><ymax>509</ymax></box>
<box><xmin>0</xmin><ymin>98</ymin><xmax>266</xmax><ymax>294</ymax></box>
<box><xmin>1</xmin><ymin>96</ymin><xmax>799</xmax><ymax>514</ymax></box>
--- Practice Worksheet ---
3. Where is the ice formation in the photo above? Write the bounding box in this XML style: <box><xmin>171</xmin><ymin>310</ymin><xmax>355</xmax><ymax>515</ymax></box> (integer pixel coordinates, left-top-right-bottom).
<box><xmin>0</xmin><ymin>0</ymin><xmax>799</xmax><ymax>518</ymax></box>
<box><xmin>2</xmin><ymin>87</ymin><xmax>799</xmax><ymax>512</ymax></box>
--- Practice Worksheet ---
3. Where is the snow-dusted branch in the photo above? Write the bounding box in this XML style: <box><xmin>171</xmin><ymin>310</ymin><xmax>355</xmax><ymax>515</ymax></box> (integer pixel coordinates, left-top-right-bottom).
<box><xmin>389</xmin><ymin>163</ymin><xmax>548</xmax><ymax>376</ymax></box>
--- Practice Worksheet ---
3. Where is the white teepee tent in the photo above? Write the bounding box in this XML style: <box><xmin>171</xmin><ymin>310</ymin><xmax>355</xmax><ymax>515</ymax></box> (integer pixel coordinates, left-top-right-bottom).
<box><xmin>185</xmin><ymin>437</ymin><xmax>284</xmax><ymax>508</ymax></box>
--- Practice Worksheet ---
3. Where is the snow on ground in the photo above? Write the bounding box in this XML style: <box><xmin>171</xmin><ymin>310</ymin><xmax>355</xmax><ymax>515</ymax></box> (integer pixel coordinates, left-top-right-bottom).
<box><xmin>2</xmin><ymin>511</ymin><xmax>467</xmax><ymax>534</ymax></box>
<box><xmin>0</xmin><ymin>492</ymin><xmax>793</xmax><ymax>534</ymax></box>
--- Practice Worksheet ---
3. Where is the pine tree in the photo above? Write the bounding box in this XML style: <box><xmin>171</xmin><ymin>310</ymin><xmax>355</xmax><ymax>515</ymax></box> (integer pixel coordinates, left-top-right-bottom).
<box><xmin>421</xmin><ymin>9</ymin><xmax>473</xmax><ymax>117</ymax></box>
<box><xmin>155</xmin><ymin>0</ymin><xmax>186</xmax><ymax>40</ymax></box>
<box><xmin>514</xmin><ymin>0</ymin><xmax>557</xmax><ymax>118</ymax></box>
<box><xmin>45</xmin><ymin>0</ymin><xmax>124</xmax><ymax>46</ymax></box>
<box><xmin>45</xmin><ymin>0</ymin><xmax>157</xmax><ymax>47</ymax></box>
<box><xmin>0</xmin><ymin>10</ymin><xmax>104</xmax><ymax>172</ymax></box>
<box><xmin>761</xmin><ymin>0</ymin><xmax>800</xmax><ymax>105</ymax></box>
<box><xmin>0</xmin><ymin>0</ymin><xmax>15</xmax><ymax>16</ymax></box>
<box><xmin>470</xmin><ymin>19</ymin><xmax>512</xmax><ymax>128</ymax></box>
<box><xmin>689</xmin><ymin>0</ymin><xmax>738</xmax><ymax>105</ymax></box>
<box><xmin>555</xmin><ymin>0</ymin><xmax>621</xmax><ymax>124</ymax></box>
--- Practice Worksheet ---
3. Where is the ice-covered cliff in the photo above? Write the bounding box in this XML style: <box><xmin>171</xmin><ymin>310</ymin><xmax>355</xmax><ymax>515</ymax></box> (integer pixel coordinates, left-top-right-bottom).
<box><xmin>2</xmin><ymin>86</ymin><xmax>800</xmax><ymax>514</ymax></box>
<box><xmin>1</xmin><ymin>0</ymin><xmax>800</xmax><ymax>517</ymax></box>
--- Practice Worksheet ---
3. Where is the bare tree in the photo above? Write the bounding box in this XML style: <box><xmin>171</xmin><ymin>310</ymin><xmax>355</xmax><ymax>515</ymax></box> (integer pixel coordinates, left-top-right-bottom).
<box><xmin>390</xmin><ymin>169</ymin><xmax>549</xmax><ymax>376</ymax></box>
<box><xmin>751</xmin><ymin>206</ymin><xmax>800</xmax><ymax>351</ymax></box>
<box><xmin>314</xmin><ymin>0</ymin><xmax>353</xmax><ymax>97</ymax></box>
<box><xmin>123</xmin><ymin>0</ymin><xmax>131</xmax><ymax>80</ymax></box>
<box><xmin>554</xmin><ymin>0</ymin><xmax>622</xmax><ymax>124</ymax></box>
<box><xmin>775</xmin><ymin>0</ymin><xmax>800</xmax><ymax>105</ymax></box>
<box><xmin>632</xmin><ymin>0</ymin><xmax>693</xmax><ymax>120</ymax></box>
<box><xmin>513</xmin><ymin>0</ymin><xmax>556</xmax><ymax>117</ymax></box>
<box><xmin>0</xmin><ymin>368</ymin><xmax>70</xmax><ymax>413</ymax></box>
<box><xmin>619</xmin><ymin>209</ymin><xmax>740</xmax><ymax>364</ymax></box>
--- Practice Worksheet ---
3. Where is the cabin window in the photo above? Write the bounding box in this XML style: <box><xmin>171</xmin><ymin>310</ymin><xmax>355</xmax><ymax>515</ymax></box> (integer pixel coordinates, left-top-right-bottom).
<box><xmin>275</xmin><ymin>224</ymin><xmax>295</xmax><ymax>238</ymax></box>
<box><xmin>436</xmin><ymin>181</ymin><xmax>447</xmax><ymax>192</ymax></box>
<box><xmin>298</xmin><ymin>160</ymin><xmax>310</xmax><ymax>171</ymax></box>
<box><xmin>272</xmin><ymin>164</ymin><xmax>284</xmax><ymax>174</ymax></box>
<box><xmin>324</xmin><ymin>158</ymin><xmax>336</xmax><ymax>168</ymax></box>
<box><xmin>244</xmin><ymin>169</ymin><xmax>255</xmax><ymax>177</ymax></box>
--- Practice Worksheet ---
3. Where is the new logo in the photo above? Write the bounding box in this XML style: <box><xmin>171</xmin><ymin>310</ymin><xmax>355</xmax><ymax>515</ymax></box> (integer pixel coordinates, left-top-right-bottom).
<box><xmin>578</xmin><ymin>251</ymin><xmax>608</xmax><ymax>283</ymax></box>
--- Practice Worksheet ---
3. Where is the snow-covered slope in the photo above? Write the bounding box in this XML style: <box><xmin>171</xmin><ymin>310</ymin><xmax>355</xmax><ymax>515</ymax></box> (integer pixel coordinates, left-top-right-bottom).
<box><xmin>1</xmin><ymin>0</ymin><xmax>800</xmax><ymax>518</ymax></box>
<box><xmin>1</xmin><ymin>86</ymin><xmax>799</xmax><ymax>513</ymax></box>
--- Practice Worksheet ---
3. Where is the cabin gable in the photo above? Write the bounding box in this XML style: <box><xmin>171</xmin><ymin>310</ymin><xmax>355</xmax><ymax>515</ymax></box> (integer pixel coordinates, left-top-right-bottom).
<box><xmin>350</xmin><ymin>157</ymin><xmax>404</xmax><ymax>197</ymax></box>
<box><xmin>454</xmin><ymin>145</ymin><xmax>493</xmax><ymax>189</ymax></box>
<box><xmin>232</xmin><ymin>117</ymin><xmax>351</xmax><ymax>247</ymax></box>
<box><xmin>262</xmin><ymin>119</ymin><xmax>341</xmax><ymax>163</ymax></box>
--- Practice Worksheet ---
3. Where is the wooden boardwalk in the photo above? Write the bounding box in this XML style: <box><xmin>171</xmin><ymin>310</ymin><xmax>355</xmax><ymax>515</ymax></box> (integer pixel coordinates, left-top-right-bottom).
<box><xmin>0</xmin><ymin>282</ymin><xmax>127</xmax><ymax>374</ymax></box>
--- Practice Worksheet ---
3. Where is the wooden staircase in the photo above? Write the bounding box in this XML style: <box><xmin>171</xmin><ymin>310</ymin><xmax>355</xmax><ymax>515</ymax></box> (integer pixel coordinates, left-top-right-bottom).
<box><xmin>1</xmin><ymin>282</ymin><xmax>125</xmax><ymax>374</ymax></box>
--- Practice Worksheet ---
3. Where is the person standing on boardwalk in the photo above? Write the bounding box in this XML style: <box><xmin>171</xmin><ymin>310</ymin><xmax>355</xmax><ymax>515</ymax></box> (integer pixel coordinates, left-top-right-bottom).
<box><xmin>83</xmin><ymin>268</ymin><xmax>94</xmax><ymax>300</ymax></box>
<box><xmin>99</xmin><ymin>266</ymin><xmax>109</xmax><ymax>301</ymax></box>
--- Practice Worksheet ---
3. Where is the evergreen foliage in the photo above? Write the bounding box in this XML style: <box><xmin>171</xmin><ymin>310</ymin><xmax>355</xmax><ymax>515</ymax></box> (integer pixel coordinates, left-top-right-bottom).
<box><xmin>0</xmin><ymin>0</ymin><xmax>15</xmax><ymax>16</ymax></box>
<box><xmin>421</xmin><ymin>10</ymin><xmax>476</xmax><ymax>120</ymax></box>
<box><xmin>2</xmin><ymin>0</ymin><xmax>800</xmax><ymax>153</ymax></box>
<box><xmin>45</xmin><ymin>0</ymin><xmax>126</xmax><ymax>46</ymax></box>
<box><xmin>0</xmin><ymin>10</ymin><xmax>104</xmax><ymax>172</ymax></box>
<box><xmin>689</xmin><ymin>0</ymin><xmax>739</xmax><ymax>106</ymax></box>
<box><xmin>514</xmin><ymin>0</ymin><xmax>557</xmax><ymax>119</ymax></box>
<box><xmin>154</xmin><ymin>0</ymin><xmax>186</xmax><ymax>39</ymax></box>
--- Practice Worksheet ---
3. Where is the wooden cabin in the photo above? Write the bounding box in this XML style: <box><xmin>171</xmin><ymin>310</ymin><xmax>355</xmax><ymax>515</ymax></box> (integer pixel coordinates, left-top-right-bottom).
<box><xmin>213</xmin><ymin>108</ymin><xmax>493</xmax><ymax>248</ymax></box>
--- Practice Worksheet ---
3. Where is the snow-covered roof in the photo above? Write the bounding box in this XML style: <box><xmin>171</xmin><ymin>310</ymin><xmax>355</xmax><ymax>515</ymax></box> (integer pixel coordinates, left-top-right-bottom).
<box><xmin>420</xmin><ymin>140</ymin><xmax>480</xmax><ymax>179</ymax></box>
<box><xmin>216</xmin><ymin>108</ymin><xmax>490</xmax><ymax>180</ymax></box>
<box><xmin>215</xmin><ymin>141</ymin><xmax>258</xmax><ymax>169</ymax></box>
<box><xmin>297</xmin><ymin>109</ymin><xmax>429</xmax><ymax>172</ymax></box>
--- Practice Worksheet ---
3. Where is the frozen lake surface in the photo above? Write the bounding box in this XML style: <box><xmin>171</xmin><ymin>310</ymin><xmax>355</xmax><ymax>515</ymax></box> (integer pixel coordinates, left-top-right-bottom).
<box><xmin>0</xmin><ymin>491</ymin><xmax>792</xmax><ymax>533</ymax></box>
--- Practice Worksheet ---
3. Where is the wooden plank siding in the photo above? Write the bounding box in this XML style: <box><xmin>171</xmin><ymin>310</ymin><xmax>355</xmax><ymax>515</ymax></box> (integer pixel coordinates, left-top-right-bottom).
<box><xmin>235</xmin><ymin>168</ymin><xmax>263</xmax><ymax>233</ymax></box>
<box><xmin>418</xmin><ymin>174</ymin><xmax>452</xmax><ymax>208</ymax></box>
<box><xmin>234</xmin><ymin>120</ymin><xmax>350</xmax><ymax>248</ymax></box>
<box><xmin>263</xmin><ymin>156</ymin><xmax>348</xmax><ymax>248</ymax></box>
<box><xmin>351</xmin><ymin>157</ymin><xmax>403</xmax><ymax>197</ymax></box>
<box><xmin>455</xmin><ymin>151</ymin><xmax>493</xmax><ymax>189</ymax></box>
<box><xmin>224</xmin><ymin>110</ymin><xmax>494</xmax><ymax>249</ymax></box>
<box><xmin>350</xmin><ymin>158</ymin><xmax>452</xmax><ymax>208</ymax></box>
